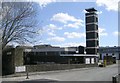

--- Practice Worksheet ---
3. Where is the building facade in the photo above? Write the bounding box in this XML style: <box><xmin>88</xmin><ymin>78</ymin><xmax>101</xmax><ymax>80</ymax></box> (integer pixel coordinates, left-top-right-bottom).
<box><xmin>23</xmin><ymin>45</ymin><xmax>98</xmax><ymax>65</ymax></box>
<box><xmin>99</xmin><ymin>46</ymin><xmax>120</xmax><ymax>60</ymax></box>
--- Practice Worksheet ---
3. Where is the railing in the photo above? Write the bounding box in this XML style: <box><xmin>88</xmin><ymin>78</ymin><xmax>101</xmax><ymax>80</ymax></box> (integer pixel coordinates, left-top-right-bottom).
<box><xmin>112</xmin><ymin>74</ymin><xmax>120</xmax><ymax>83</ymax></box>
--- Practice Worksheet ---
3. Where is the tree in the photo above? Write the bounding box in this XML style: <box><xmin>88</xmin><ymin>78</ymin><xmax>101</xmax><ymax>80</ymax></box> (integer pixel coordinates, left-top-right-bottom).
<box><xmin>0</xmin><ymin>2</ymin><xmax>39</xmax><ymax>50</ymax></box>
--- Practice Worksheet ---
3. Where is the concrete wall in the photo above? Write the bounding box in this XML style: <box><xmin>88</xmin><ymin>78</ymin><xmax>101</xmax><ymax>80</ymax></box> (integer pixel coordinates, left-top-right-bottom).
<box><xmin>2</xmin><ymin>47</ymin><xmax>15</xmax><ymax>75</ymax></box>
<box><xmin>15</xmin><ymin>46</ymin><xmax>33</xmax><ymax>66</ymax></box>
<box><xmin>26</xmin><ymin>64</ymin><xmax>97</xmax><ymax>72</ymax></box>
<box><xmin>15</xmin><ymin>47</ymin><xmax>24</xmax><ymax>66</ymax></box>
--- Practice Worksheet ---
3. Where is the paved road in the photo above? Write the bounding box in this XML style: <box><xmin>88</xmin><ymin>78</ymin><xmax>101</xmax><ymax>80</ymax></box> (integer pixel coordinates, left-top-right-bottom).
<box><xmin>2</xmin><ymin>64</ymin><xmax>119</xmax><ymax>82</ymax></box>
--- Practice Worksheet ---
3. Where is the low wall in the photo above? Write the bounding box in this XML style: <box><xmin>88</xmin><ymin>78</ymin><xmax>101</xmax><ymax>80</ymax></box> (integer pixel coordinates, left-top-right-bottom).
<box><xmin>27</xmin><ymin>64</ymin><xmax>98</xmax><ymax>72</ymax></box>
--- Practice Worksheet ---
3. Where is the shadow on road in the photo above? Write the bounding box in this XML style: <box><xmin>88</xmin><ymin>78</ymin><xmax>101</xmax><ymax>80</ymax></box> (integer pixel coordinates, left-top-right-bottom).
<box><xmin>2</xmin><ymin>79</ymin><xmax>58</xmax><ymax>83</ymax></box>
<box><xmin>19</xmin><ymin>79</ymin><xmax>58</xmax><ymax>83</ymax></box>
<box><xmin>2</xmin><ymin>80</ymin><xmax>113</xmax><ymax>83</ymax></box>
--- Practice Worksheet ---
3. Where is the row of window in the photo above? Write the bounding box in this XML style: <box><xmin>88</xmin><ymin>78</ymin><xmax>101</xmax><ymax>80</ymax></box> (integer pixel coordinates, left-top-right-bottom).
<box><xmin>86</xmin><ymin>32</ymin><xmax>98</xmax><ymax>39</ymax></box>
<box><xmin>99</xmin><ymin>48</ymin><xmax>120</xmax><ymax>52</ymax></box>
<box><xmin>86</xmin><ymin>24</ymin><xmax>98</xmax><ymax>31</ymax></box>
<box><xmin>24</xmin><ymin>51</ymin><xmax>78</xmax><ymax>56</ymax></box>
<box><xmin>86</xmin><ymin>40</ymin><xmax>99</xmax><ymax>47</ymax></box>
<box><xmin>86</xmin><ymin>16</ymin><xmax>98</xmax><ymax>23</ymax></box>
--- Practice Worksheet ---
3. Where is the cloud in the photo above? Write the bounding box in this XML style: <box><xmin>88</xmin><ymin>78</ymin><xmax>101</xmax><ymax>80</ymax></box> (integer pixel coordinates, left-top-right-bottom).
<box><xmin>28</xmin><ymin>0</ymin><xmax>56</xmax><ymax>8</ymax></box>
<box><xmin>38</xmin><ymin>24</ymin><xmax>62</xmax><ymax>36</ymax></box>
<box><xmin>48</xmin><ymin>32</ymin><xmax>56</xmax><ymax>36</ymax></box>
<box><xmin>82</xmin><ymin>10</ymin><xmax>88</xmax><ymax>13</ymax></box>
<box><xmin>45</xmin><ymin>24</ymin><xmax>62</xmax><ymax>36</ymax></box>
<box><xmin>96</xmin><ymin>11</ymin><xmax>103</xmax><ymax>14</ymax></box>
<box><xmin>64</xmin><ymin>20</ymin><xmax>84</xmax><ymax>29</ymax></box>
<box><xmin>47</xmin><ymin>36</ymin><xmax>65</xmax><ymax>42</ymax></box>
<box><xmin>51</xmin><ymin>13</ymin><xmax>83</xmax><ymax>24</ymax></box>
<box><xmin>67</xmin><ymin>42</ymin><xmax>86</xmax><ymax>47</ymax></box>
<box><xmin>51</xmin><ymin>13</ymin><xmax>84</xmax><ymax>29</ymax></box>
<box><xmin>113</xmin><ymin>31</ymin><xmax>120</xmax><ymax>36</ymax></box>
<box><xmin>64</xmin><ymin>32</ymin><xmax>85</xmax><ymax>38</ymax></box>
<box><xmin>45</xmin><ymin>24</ymin><xmax>62</xmax><ymax>31</ymax></box>
<box><xmin>96</xmin><ymin>0</ymin><xmax>119</xmax><ymax>11</ymax></box>
<box><xmin>54</xmin><ymin>42</ymin><xmax>86</xmax><ymax>47</ymax></box>
<box><xmin>98</xmin><ymin>27</ymin><xmax>108</xmax><ymax>36</ymax></box>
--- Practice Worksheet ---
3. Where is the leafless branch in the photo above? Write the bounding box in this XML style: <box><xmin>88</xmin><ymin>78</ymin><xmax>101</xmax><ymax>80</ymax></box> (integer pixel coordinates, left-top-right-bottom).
<box><xmin>1</xmin><ymin>2</ymin><xmax>39</xmax><ymax>50</ymax></box>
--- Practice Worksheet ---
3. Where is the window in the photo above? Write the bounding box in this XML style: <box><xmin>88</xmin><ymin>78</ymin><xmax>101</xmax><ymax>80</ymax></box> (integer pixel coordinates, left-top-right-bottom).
<box><xmin>86</xmin><ymin>16</ymin><xmax>94</xmax><ymax>23</ymax></box>
<box><xmin>86</xmin><ymin>40</ymin><xmax>98</xmax><ymax>47</ymax></box>
<box><xmin>86</xmin><ymin>16</ymin><xmax>98</xmax><ymax>23</ymax></box>
<box><xmin>100</xmin><ymin>54</ymin><xmax>102</xmax><ymax>60</ymax></box>
<box><xmin>95</xmin><ymin>17</ymin><xmax>98</xmax><ymax>22</ymax></box>
<box><xmin>86</xmin><ymin>32</ymin><xmax>98</xmax><ymax>39</ymax></box>
<box><xmin>85</xmin><ymin>58</ymin><xmax>90</xmax><ymax>64</ymax></box>
<box><xmin>91</xmin><ymin>58</ymin><xmax>94</xmax><ymax>64</ymax></box>
<box><xmin>86</xmin><ymin>48</ymin><xmax>97</xmax><ymax>54</ymax></box>
<box><xmin>86</xmin><ymin>24</ymin><xmax>98</xmax><ymax>31</ymax></box>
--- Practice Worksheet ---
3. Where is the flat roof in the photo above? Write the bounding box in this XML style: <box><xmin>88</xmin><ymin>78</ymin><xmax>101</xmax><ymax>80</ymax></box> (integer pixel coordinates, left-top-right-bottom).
<box><xmin>85</xmin><ymin>8</ymin><xmax>97</xmax><ymax>12</ymax></box>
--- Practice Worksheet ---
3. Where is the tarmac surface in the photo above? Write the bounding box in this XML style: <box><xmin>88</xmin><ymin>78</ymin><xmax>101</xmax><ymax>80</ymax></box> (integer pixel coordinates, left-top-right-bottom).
<box><xmin>2</xmin><ymin>64</ymin><xmax>119</xmax><ymax>83</ymax></box>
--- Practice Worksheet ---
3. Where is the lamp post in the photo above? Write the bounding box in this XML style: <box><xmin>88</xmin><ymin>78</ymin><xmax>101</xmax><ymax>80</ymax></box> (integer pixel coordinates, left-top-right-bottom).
<box><xmin>24</xmin><ymin>49</ymin><xmax>31</xmax><ymax>79</ymax></box>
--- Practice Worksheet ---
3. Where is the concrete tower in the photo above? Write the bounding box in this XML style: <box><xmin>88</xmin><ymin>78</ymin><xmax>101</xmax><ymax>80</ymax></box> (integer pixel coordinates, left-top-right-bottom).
<box><xmin>85</xmin><ymin>8</ymin><xmax>99</xmax><ymax>54</ymax></box>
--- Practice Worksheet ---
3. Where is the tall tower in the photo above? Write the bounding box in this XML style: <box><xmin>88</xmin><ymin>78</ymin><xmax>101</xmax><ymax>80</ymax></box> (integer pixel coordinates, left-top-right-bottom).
<box><xmin>85</xmin><ymin>8</ymin><xmax>99</xmax><ymax>54</ymax></box>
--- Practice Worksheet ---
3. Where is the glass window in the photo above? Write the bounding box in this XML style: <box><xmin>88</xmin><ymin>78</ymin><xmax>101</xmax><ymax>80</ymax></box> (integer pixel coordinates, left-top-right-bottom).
<box><xmin>86</xmin><ymin>16</ymin><xmax>94</xmax><ymax>23</ymax></box>
<box><xmin>86</xmin><ymin>32</ymin><xmax>98</xmax><ymax>39</ymax></box>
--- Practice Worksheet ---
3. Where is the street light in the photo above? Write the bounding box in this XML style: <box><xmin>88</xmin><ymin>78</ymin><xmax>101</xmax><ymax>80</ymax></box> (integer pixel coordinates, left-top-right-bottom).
<box><xmin>24</xmin><ymin>49</ymin><xmax>31</xmax><ymax>79</ymax></box>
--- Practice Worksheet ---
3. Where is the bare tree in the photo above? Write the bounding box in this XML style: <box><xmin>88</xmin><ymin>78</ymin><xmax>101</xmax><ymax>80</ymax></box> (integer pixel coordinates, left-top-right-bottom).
<box><xmin>0</xmin><ymin>2</ymin><xmax>39</xmax><ymax>50</ymax></box>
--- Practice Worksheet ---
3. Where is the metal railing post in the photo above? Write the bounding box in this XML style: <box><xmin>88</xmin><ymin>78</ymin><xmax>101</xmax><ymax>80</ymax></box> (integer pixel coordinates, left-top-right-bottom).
<box><xmin>112</xmin><ymin>76</ymin><xmax>117</xmax><ymax>83</ymax></box>
<box><xmin>26</xmin><ymin>65</ymin><xmax>29</xmax><ymax>79</ymax></box>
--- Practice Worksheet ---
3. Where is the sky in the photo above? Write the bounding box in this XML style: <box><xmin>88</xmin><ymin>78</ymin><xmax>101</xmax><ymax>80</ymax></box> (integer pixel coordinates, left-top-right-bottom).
<box><xmin>6</xmin><ymin>0</ymin><xmax>120</xmax><ymax>47</ymax></box>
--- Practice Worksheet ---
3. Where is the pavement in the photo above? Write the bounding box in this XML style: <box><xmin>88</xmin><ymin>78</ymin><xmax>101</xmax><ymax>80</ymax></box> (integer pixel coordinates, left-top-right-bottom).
<box><xmin>2</xmin><ymin>67</ymin><xmax>93</xmax><ymax>78</ymax></box>
<box><xmin>1</xmin><ymin>64</ymin><xmax>119</xmax><ymax>83</ymax></box>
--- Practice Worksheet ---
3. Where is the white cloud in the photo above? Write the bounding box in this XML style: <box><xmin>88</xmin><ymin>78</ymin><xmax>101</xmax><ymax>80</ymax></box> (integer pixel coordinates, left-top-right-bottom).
<box><xmin>64</xmin><ymin>32</ymin><xmax>85</xmax><ymax>38</ymax></box>
<box><xmin>45</xmin><ymin>24</ymin><xmax>62</xmax><ymax>36</ymax></box>
<box><xmin>63</xmin><ymin>42</ymin><xmax>86</xmax><ymax>47</ymax></box>
<box><xmin>46</xmin><ymin>24</ymin><xmax>62</xmax><ymax>30</ymax></box>
<box><xmin>96</xmin><ymin>11</ymin><xmax>103</xmax><ymax>14</ymax></box>
<box><xmin>55</xmin><ymin>42</ymin><xmax>86</xmax><ymax>47</ymax></box>
<box><xmin>51</xmin><ymin>13</ymin><xmax>84</xmax><ymax>29</ymax></box>
<box><xmin>38</xmin><ymin>24</ymin><xmax>62</xmax><ymax>36</ymax></box>
<box><xmin>47</xmin><ymin>36</ymin><xmax>65</xmax><ymax>42</ymax></box>
<box><xmin>64</xmin><ymin>20</ymin><xmax>84</xmax><ymax>29</ymax></box>
<box><xmin>82</xmin><ymin>10</ymin><xmax>88</xmax><ymax>13</ymax></box>
<box><xmin>99</xmin><ymin>28</ymin><xmax>108</xmax><ymax>36</ymax></box>
<box><xmin>28</xmin><ymin>0</ymin><xmax>56</xmax><ymax>8</ymax></box>
<box><xmin>51</xmin><ymin>13</ymin><xmax>83</xmax><ymax>24</ymax></box>
<box><xmin>48</xmin><ymin>32</ymin><xmax>56</xmax><ymax>36</ymax></box>
<box><xmin>113</xmin><ymin>31</ymin><xmax>120</xmax><ymax>36</ymax></box>
<box><xmin>96</xmin><ymin>0</ymin><xmax>119</xmax><ymax>11</ymax></box>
